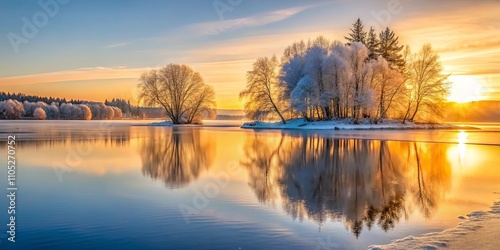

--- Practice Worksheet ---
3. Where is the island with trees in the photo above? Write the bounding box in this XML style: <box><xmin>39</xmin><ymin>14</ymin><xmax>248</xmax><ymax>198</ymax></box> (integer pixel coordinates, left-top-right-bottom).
<box><xmin>239</xmin><ymin>19</ymin><xmax>452</xmax><ymax>130</ymax></box>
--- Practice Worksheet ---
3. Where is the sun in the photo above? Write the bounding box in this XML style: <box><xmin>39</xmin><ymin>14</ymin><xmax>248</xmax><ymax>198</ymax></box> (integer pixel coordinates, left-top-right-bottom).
<box><xmin>448</xmin><ymin>76</ymin><xmax>484</xmax><ymax>103</ymax></box>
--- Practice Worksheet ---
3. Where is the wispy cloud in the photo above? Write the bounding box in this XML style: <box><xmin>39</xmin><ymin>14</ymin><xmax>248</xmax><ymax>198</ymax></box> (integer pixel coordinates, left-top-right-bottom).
<box><xmin>187</xmin><ymin>5</ymin><xmax>316</xmax><ymax>36</ymax></box>
<box><xmin>105</xmin><ymin>42</ymin><xmax>130</xmax><ymax>48</ymax></box>
<box><xmin>0</xmin><ymin>66</ymin><xmax>151</xmax><ymax>86</ymax></box>
<box><xmin>395</xmin><ymin>1</ymin><xmax>500</xmax><ymax>77</ymax></box>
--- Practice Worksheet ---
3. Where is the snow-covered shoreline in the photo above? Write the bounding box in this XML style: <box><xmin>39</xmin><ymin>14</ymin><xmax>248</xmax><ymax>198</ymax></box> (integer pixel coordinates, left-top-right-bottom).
<box><xmin>369</xmin><ymin>199</ymin><xmax>500</xmax><ymax>250</ymax></box>
<box><xmin>241</xmin><ymin>118</ymin><xmax>474</xmax><ymax>130</ymax></box>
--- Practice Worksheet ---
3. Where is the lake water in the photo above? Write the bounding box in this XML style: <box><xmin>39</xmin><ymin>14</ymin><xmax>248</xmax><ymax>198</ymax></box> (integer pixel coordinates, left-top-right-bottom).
<box><xmin>1</xmin><ymin>120</ymin><xmax>499</xmax><ymax>249</ymax></box>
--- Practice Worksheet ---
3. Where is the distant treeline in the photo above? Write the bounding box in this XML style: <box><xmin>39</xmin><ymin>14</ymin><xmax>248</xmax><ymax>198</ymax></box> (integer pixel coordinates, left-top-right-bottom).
<box><xmin>0</xmin><ymin>92</ymin><xmax>85</xmax><ymax>105</ymax></box>
<box><xmin>0</xmin><ymin>99</ymin><xmax>122</xmax><ymax>120</ymax></box>
<box><xmin>104</xmin><ymin>98</ymin><xmax>141</xmax><ymax>117</ymax></box>
<box><xmin>0</xmin><ymin>92</ymin><xmax>153</xmax><ymax>119</ymax></box>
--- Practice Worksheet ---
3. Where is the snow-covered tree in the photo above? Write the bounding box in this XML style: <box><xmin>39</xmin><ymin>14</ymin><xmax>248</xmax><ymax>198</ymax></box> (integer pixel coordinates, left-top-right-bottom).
<box><xmin>0</xmin><ymin>99</ymin><xmax>25</xmax><ymax>119</ymax></box>
<box><xmin>281</xmin><ymin>40</ymin><xmax>307</xmax><ymax>65</ymax></box>
<box><xmin>370</xmin><ymin>58</ymin><xmax>405</xmax><ymax>120</ymax></box>
<box><xmin>304</xmin><ymin>40</ymin><xmax>330</xmax><ymax>119</ymax></box>
<box><xmin>88</xmin><ymin>103</ymin><xmax>102</xmax><ymax>120</ymax></box>
<box><xmin>280</xmin><ymin>41</ymin><xmax>380</xmax><ymax>122</ymax></box>
<box><xmin>48</xmin><ymin>103</ymin><xmax>60</xmax><ymax>119</ymax></box>
<box><xmin>111</xmin><ymin>106</ymin><xmax>122</xmax><ymax>119</ymax></box>
<box><xmin>280</xmin><ymin>54</ymin><xmax>306</xmax><ymax>107</ymax></box>
<box><xmin>80</xmin><ymin>104</ymin><xmax>92</xmax><ymax>120</ymax></box>
<box><xmin>290</xmin><ymin>76</ymin><xmax>316</xmax><ymax>118</ymax></box>
<box><xmin>60</xmin><ymin>103</ymin><xmax>80</xmax><ymax>120</ymax></box>
<box><xmin>23</xmin><ymin>101</ymin><xmax>36</xmax><ymax>117</ymax></box>
<box><xmin>342</xmin><ymin>42</ymin><xmax>373</xmax><ymax>122</ymax></box>
<box><xmin>33</xmin><ymin>107</ymin><xmax>47</xmax><ymax>120</ymax></box>
<box><xmin>323</xmin><ymin>45</ymin><xmax>352</xmax><ymax>118</ymax></box>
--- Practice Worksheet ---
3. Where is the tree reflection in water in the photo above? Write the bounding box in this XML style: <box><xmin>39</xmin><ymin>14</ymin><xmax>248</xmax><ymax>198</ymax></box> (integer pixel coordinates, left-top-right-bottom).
<box><xmin>242</xmin><ymin>132</ymin><xmax>451</xmax><ymax>238</ymax></box>
<box><xmin>139</xmin><ymin>127</ymin><xmax>215</xmax><ymax>189</ymax></box>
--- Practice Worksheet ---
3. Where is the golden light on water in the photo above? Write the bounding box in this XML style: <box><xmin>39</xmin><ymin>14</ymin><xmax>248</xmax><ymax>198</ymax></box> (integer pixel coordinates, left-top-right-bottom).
<box><xmin>458</xmin><ymin>131</ymin><xmax>467</xmax><ymax>165</ymax></box>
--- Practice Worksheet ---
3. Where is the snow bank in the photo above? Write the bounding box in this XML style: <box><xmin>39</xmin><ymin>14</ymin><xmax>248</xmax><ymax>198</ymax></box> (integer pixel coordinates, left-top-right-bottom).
<box><xmin>139</xmin><ymin>120</ymin><xmax>244</xmax><ymax>127</ymax></box>
<box><xmin>241</xmin><ymin>118</ymin><xmax>460</xmax><ymax>130</ymax></box>
<box><xmin>145</xmin><ymin>121</ymin><xmax>174</xmax><ymax>126</ymax></box>
<box><xmin>369</xmin><ymin>200</ymin><xmax>500</xmax><ymax>250</ymax></box>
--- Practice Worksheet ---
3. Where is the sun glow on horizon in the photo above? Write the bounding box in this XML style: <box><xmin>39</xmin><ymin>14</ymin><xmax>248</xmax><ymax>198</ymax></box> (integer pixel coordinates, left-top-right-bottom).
<box><xmin>448</xmin><ymin>76</ymin><xmax>485</xmax><ymax>103</ymax></box>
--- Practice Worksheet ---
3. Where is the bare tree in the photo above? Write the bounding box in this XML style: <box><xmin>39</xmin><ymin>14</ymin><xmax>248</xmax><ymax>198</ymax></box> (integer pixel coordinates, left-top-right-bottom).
<box><xmin>138</xmin><ymin>64</ymin><xmax>216</xmax><ymax>124</ymax></box>
<box><xmin>240</xmin><ymin>56</ymin><xmax>287</xmax><ymax>124</ymax></box>
<box><xmin>370</xmin><ymin>57</ymin><xmax>405</xmax><ymax>121</ymax></box>
<box><xmin>402</xmin><ymin>44</ymin><xmax>450</xmax><ymax>123</ymax></box>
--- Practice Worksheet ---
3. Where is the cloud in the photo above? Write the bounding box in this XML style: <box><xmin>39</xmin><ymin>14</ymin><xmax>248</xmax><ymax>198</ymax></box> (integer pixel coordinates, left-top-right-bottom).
<box><xmin>105</xmin><ymin>42</ymin><xmax>131</xmax><ymax>48</ymax></box>
<box><xmin>0</xmin><ymin>66</ymin><xmax>151</xmax><ymax>86</ymax></box>
<box><xmin>187</xmin><ymin>5</ymin><xmax>316</xmax><ymax>36</ymax></box>
<box><xmin>393</xmin><ymin>1</ymin><xmax>500</xmax><ymax>80</ymax></box>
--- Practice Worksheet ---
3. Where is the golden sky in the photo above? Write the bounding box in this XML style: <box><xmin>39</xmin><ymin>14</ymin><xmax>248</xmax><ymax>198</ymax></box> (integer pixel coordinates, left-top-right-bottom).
<box><xmin>0</xmin><ymin>0</ymin><xmax>498</xmax><ymax>109</ymax></box>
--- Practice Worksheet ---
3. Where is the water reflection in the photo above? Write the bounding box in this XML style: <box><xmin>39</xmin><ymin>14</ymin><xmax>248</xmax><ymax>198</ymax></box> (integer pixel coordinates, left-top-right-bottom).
<box><xmin>242</xmin><ymin>132</ymin><xmax>452</xmax><ymax>237</ymax></box>
<box><xmin>0</xmin><ymin>128</ymin><xmax>130</xmax><ymax>148</ymax></box>
<box><xmin>139</xmin><ymin>127</ymin><xmax>216</xmax><ymax>189</ymax></box>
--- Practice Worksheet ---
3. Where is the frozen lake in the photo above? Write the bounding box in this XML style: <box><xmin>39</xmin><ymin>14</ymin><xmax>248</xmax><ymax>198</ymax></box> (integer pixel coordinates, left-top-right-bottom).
<box><xmin>0</xmin><ymin>120</ymin><xmax>499</xmax><ymax>249</ymax></box>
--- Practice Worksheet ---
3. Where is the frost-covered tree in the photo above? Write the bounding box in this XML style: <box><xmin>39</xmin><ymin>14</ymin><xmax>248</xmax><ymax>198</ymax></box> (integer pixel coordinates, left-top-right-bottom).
<box><xmin>138</xmin><ymin>64</ymin><xmax>216</xmax><ymax>124</ymax></box>
<box><xmin>370</xmin><ymin>58</ymin><xmax>405</xmax><ymax>120</ymax></box>
<box><xmin>60</xmin><ymin>103</ymin><xmax>80</xmax><ymax>120</ymax></box>
<box><xmin>280</xmin><ymin>53</ymin><xmax>306</xmax><ymax>107</ymax></box>
<box><xmin>304</xmin><ymin>38</ymin><xmax>331</xmax><ymax>119</ymax></box>
<box><xmin>86</xmin><ymin>102</ymin><xmax>123</xmax><ymax>120</ymax></box>
<box><xmin>80</xmin><ymin>104</ymin><xmax>92</xmax><ymax>120</ymax></box>
<box><xmin>343</xmin><ymin>42</ymin><xmax>373</xmax><ymax>122</ymax></box>
<box><xmin>240</xmin><ymin>56</ymin><xmax>287</xmax><ymax>123</ymax></box>
<box><xmin>323</xmin><ymin>45</ymin><xmax>352</xmax><ymax>118</ymax></box>
<box><xmin>280</xmin><ymin>41</ymin><xmax>380</xmax><ymax>122</ymax></box>
<box><xmin>112</xmin><ymin>107</ymin><xmax>123</xmax><ymax>119</ymax></box>
<box><xmin>87</xmin><ymin>103</ymin><xmax>104</xmax><ymax>120</ymax></box>
<box><xmin>48</xmin><ymin>103</ymin><xmax>60</xmax><ymax>119</ymax></box>
<box><xmin>345</xmin><ymin>18</ymin><xmax>367</xmax><ymax>45</ymax></box>
<box><xmin>0</xmin><ymin>99</ymin><xmax>25</xmax><ymax>119</ymax></box>
<box><xmin>290</xmin><ymin>76</ymin><xmax>316</xmax><ymax>118</ymax></box>
<box><xmin>23</xmin><ymin>101</ymin><xmax>37</xmax><ymax>117</ymax></box>
<box><xmin>22</xmin><ymin>101</ymin><xmax>61</xmax><ymax>119</ymax></box>
<box><xmin>281</xmin><ymin>40</ymin><xmax>307</xmax><ymax>66</ymax></box>
<box><xmin>60</xmin><ymin>103</ymin><xmax>93</xmax><ymax>120</ymax></box>
<box><xmin>33</xmin><ymin>107</ymin><xmax>47</xmax><ymax>120</ymax></box>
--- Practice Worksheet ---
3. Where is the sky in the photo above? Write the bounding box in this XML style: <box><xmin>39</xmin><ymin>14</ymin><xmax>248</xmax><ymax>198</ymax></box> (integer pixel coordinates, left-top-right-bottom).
<box><xmin>0</xmin><ymin>0</ymin><xmax>499</xmax><ymax>109</ymax></box>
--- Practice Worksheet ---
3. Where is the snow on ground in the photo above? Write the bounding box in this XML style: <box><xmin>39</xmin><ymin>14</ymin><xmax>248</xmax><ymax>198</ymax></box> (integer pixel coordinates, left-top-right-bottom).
<box><xmin>369</xmin><ymin>199</ymin><xmax>500</xmax><ymax>250</ymax></box>
<box><xmin>143</xmin><ymin>121</ymin><xmax>174</xmax><ymax>126</ymax></box>
<box><xmin>139</xmin><ymin>120</ymin><xmax>243</xmax><ymax>127</ymax></box>
<box><xmin>241</xmin><ymin>118</ymin><xmax>462</xmax><ymax>130</ymax></box>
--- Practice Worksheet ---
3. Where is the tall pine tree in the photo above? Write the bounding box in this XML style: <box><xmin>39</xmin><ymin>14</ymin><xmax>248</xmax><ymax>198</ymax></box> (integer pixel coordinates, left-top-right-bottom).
<box><xmin>344</xmin><ymin>18</ymin><xmax>367</xmax><ymax>45</ymax></box>
<box><xmin>366</xmin><ymin>27</ymin><xmax>379</xmax><ymax>60</ymax></box>
<box><xmin>377</xmin><ymin>27</ymin><xmax>404</xmax><ymax>70</ymax></box>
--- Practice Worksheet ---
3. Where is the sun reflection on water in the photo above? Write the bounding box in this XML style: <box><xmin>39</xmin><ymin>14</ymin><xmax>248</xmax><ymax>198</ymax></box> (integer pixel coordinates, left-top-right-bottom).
<box><xmin>458</xmin><ymin>131</ymin><xmax>467</xmax><ymax>165</ymax></box>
